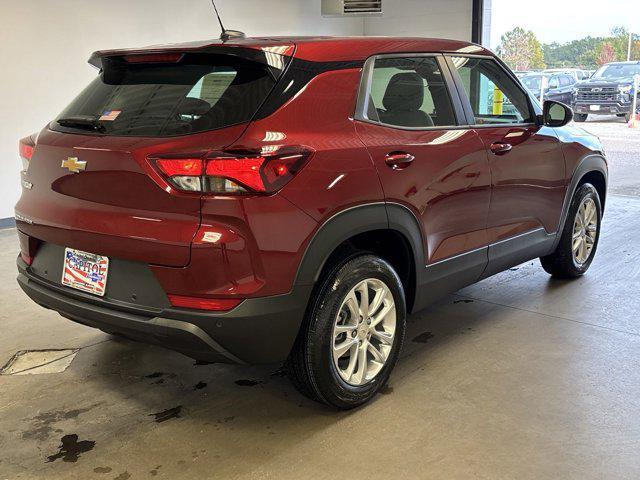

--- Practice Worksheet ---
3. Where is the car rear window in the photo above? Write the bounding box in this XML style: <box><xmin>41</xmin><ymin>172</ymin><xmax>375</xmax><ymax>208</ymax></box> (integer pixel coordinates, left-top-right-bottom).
<box><xmin>51</xmin><ymin>54</ymin><xmax>277</xmax><ymax>137</ymax></box>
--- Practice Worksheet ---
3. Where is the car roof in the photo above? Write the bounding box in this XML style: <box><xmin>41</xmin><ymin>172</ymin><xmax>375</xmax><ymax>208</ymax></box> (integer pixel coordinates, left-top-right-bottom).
<box><xmin>90</xmin><ymin>36</ymin><xmax>493</xmax><ymax>65</ymax></box>
<box><xmin>524</xmin><ymin>72</ymin><xmax>562</xmax><ymax>77</ymax></box>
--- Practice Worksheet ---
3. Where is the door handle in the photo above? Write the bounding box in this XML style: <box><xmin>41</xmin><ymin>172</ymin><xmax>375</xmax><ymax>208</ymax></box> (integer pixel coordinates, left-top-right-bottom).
<box><xmin>385</xmin><ymin>152</ymin><xmax>415</xmax><ymax>170</ymax></box>
<box><xmin>490</xmin><ymin>142</ymin><xmax>513</xmax><ymax>156</ymax></box>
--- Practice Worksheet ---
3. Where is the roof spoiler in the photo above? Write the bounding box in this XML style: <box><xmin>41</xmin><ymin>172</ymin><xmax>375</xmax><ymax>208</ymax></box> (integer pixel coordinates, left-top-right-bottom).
<box><xmin>88</xmin><ymin>41</ymin><xmax>295</xmax><ymax>70</ymax></box>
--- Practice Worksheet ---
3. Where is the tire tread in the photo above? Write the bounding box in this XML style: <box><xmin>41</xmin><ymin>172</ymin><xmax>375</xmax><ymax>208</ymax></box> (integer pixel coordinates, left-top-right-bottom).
<box><xmin>286</xmin><ymin>253</ymin><xmax>406</xmax><ymax>409</ymax></box>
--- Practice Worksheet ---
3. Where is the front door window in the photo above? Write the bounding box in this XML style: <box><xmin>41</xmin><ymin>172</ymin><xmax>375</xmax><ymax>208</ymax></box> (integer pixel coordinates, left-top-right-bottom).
<box><xmin>450</xmin><ymin>57</ymin><xmax>534</xmax><ymax>125</ymax></box>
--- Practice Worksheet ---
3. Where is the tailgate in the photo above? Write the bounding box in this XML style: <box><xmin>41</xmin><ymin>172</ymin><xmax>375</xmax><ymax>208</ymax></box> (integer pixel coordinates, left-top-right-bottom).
<box><xmin>16</xmin><ymin>127</ymin><xmax>243</xmax><ymax>267</ymax></box>
<box><xmin>16</xmin><ymin>44</ymin><xmax>293</xmax><ymax>267</ymax></box>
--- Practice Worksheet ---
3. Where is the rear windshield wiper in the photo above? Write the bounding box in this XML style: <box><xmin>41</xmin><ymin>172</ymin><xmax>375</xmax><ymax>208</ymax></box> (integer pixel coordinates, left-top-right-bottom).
<box><xmin>56</xmin><ymin>116</ymin><xmax>106</xmax><ymax>132</ymax></box>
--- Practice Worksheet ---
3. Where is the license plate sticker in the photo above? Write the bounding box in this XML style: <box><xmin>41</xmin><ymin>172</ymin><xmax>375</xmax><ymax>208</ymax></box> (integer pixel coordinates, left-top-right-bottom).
<box><xmin>590</xmin><ymin>105</ymin><xmax>601</xmax><ymax>111</ymax></box>
<box><xmin>62</xmin><ymin>248</ymin><xmax>109</xmax><ymax>297</ymax></box>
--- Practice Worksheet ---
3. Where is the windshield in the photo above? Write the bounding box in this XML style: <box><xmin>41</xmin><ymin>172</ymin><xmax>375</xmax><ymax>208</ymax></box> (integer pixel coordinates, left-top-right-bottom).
<box><xmin>593</xmin><ymin>64</ymin><xmax>640</xmax><ymax>80</ymax></box>
<box><xmin>52</xmin><ymin>53</ymin><xmax>279</xmax><ymax>137</ymax></box>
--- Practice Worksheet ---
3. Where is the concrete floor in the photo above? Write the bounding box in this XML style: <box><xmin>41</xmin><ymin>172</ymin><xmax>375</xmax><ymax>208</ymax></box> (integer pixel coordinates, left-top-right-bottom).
<box><xmin>1</xmin><ymin>119</ymin><xmax>640</xmax><ymax>479</ymax></box>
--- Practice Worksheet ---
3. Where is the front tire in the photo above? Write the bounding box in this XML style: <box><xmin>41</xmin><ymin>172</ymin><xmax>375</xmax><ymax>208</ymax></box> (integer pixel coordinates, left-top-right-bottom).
<box><xmin>286</xmin><ymin>254</ymin><xmax>406</xmax><ymax>409</ymax></box>
<box><xmin>540</xmin><ymin>183</ymin><xmax>601</xmax><ymax>278</ymax></box>
<box><xmin>574</xmin><ymin>113</ymin><xmax>588</xmax><ymax>122</ymax></box>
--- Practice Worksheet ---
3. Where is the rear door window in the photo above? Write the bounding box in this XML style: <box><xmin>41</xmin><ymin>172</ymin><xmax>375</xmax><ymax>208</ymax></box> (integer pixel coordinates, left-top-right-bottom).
<box><xmin>366</xmin><ymin>56</ymin><xmax>457</xmax><ymax>128</ymax></box>
<box><xmin>450</xmin><ymin>56</ymin><xmax>534</xmax><ymax>125</ymax></box>
<box><xmin>52</xmin><ymin>54</ymin><xmax>278</xmax><ymax>137</ymax></box>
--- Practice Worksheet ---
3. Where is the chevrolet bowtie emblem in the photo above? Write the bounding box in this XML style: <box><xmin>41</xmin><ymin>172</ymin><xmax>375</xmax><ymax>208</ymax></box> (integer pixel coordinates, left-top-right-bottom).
<box><xmin>61</xmin><ymin>157</ymin><xmax>87</xmax><ymax>173</ymax></box>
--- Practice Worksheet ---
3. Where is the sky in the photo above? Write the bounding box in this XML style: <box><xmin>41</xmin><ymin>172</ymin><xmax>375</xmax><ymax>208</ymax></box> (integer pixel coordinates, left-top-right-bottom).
<box><xmin>490</xmin><ymin>0</ymin><xmax>640</xmax><ymax>48</ymax></box>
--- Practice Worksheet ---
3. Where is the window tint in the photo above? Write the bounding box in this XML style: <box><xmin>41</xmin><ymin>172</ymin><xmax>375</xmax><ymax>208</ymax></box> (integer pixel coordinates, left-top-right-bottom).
<box><xmin>559</xmin><ymin>75</ymin><xmax>572</xmax><ymax>86</ymax></box>
<box><xmin>522</xmin><ymin>75</ymin><xmax>541</xmax><ymax>90</ymax></box>
<box><xmin>367</xmin><ymin>57</ymin><xmax>456</xmax><ymax>128</ymax></box>
<box><xmin>548</xmin><ymin>76</ymin><xmax>560</xmax><ymax>89</ymax></box>
<box><xmin>52</xmin><ymin>55</ymin><xmax>275</xmax><ymax>137</ymax></box>
<box><xmin>451</xmin><ymin>56</ymin><xmax>534</xmax><ymax>125</ymax></box>
<box><xmin>187</xmin><ymin>70</ymin><xmax>238</xmax><ymax>106</ymax></box>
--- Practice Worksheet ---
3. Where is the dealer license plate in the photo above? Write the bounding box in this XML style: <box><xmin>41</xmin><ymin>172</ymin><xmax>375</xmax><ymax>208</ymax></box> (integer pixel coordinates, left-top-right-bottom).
<box><xmin>62</xmin><ymin>248</ymin><xmax>109</xmax><ymax>296</ymax></box>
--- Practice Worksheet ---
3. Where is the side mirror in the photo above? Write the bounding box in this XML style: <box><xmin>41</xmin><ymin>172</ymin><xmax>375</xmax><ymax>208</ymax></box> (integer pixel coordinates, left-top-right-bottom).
<box><xmin>543</xmin><ymin>100</ymin><xmax>573</xmax><ymax>127</ymax></box>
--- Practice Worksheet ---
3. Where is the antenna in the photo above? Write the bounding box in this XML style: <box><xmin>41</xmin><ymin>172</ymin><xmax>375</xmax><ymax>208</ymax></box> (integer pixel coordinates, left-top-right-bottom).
<box><xmin>210</xmin><ymin>0</ymin><xmax>246</xmax><ymax>42</ymax></box>
<box><xmin>211</xmin><ymin>0</ymin><xmax>226</xmax><ymax>37</ymax></box>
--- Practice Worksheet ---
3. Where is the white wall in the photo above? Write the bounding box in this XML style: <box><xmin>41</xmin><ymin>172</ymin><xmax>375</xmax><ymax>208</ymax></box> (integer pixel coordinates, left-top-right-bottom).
<box><xmin>364</xmin><ymin>0</ymin><xmax>473</xmax><ymax>41</ymax></box>
<box><xmin>0</xmin><ymin>0</ymin><xmax>364</xmax><ymax>219</ymax></box>
<box><xmin>482</xmin><ymin>0</ymin><xmax>493</xmax><ymax>47</ymax></box>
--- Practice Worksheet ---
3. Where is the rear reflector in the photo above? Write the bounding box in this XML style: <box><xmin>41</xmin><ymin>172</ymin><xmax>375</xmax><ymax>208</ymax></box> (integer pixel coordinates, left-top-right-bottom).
<box><xmin>18</xmin><ymin>232</ymin><xmax>39</xmax><ymax>266</ymax></box>
<box><xmin>150</xmin><ymin>146</ymin><xmax>313</xmax><ymax>195</ymax></box>
<box><xmin>20</xmin><ymin>252</ymin><xmax>33</xmax><ymax>266</ymax></box>
<box><xmin>19</xmin><ymin>142</ymin><xmax>34</xmax><ymax>160</ymax></box>
<box><xmin>168</xmin><ymin>295</ymin><xmax>243</xmax><ymax>311</ymax></box>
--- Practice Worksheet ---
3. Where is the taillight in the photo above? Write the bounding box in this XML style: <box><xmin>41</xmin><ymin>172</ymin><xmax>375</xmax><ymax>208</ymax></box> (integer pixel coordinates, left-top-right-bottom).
<box><xmin>155</xmin><ymin>157</ymin><xmax>205</xmax><ymax>191</ymax></box>
<box><xmin>168</xmin><ymin>295</ymin><xmax>243</xmax><ymax>311</ymax></box>
<box><xmin>19</xmin><ymin>135</ymin><xmax>36</xmax><ymax>171</ymax></box>
<box><xmin>151</xmin><ymin>146</ymin><xmax>313</xmax><ymax>195</ymax></box>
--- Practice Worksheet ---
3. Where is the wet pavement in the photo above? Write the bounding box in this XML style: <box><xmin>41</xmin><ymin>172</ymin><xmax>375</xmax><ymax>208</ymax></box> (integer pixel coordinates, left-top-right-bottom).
<box><xmin>1</xmin><ymin>118</ymin><xmax>639</xmax><ymax>479</ymax></box>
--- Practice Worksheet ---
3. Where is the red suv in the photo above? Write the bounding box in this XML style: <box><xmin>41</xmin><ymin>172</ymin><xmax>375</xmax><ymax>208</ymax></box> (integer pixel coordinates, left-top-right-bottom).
<box><xmin>16</xmin><ymin>37</ymin><xmax>607</xmax><ymax>409</ymax></box>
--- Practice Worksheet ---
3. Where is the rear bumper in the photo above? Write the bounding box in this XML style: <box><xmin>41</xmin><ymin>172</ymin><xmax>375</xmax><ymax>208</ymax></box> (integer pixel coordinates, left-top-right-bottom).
<box><xmin>17</xmin><ymin>258</ymin><xmax>310</xmax><ymax>364</ymax></box>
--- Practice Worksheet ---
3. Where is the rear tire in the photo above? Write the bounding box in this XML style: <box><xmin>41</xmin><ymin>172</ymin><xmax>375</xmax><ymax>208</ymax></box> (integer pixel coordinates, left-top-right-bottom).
<box><xmin>540</xmin><ymin>183</ymin><xmax>601</xmax><ymax>278</ymax></box>
<box><xmin>574</xmin><ymin>113</ymin><xmax>588</xmax><ymax>122</ymax></box>
<box><xmin>286</xmin><ymin>254</ymin><xmax>406</xmax><ymax>409</ymax></box>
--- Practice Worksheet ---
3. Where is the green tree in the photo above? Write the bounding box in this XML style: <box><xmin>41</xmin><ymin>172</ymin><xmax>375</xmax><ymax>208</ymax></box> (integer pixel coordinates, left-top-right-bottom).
<box><xmin>497</xmin><ymin>27</ymin><xmax>546</xmax><ymax>71</ymax></box>
<box><xmin>504</xmin><ymin>26</ymin><xmax>639</xmax><ymax>71</ymax></box>
<box><xmin>542</xmin><ymin>37</ymin><xmax>603</xmax><ymax>68</ymax></box>
<box><xmin>529</xmin><ymin>35</ymin><xmax>546</xmax><ymax>69</ymax></box>
<box><xmin>598</xmin><ymin>27</ymin><xmax>639</xmax><ymax>62</ymax></box>
<box><xmin>610</xmin><ymin>26</ymin><xmax>631</xmax><ymax>60</ymax></box>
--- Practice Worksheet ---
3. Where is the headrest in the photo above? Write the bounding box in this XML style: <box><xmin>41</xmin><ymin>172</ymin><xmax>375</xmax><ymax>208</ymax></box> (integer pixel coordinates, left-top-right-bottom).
<box><xmin>383</xmin><ymin>72</ymin><xmax>425</xmax><ymax>111</ymax></box>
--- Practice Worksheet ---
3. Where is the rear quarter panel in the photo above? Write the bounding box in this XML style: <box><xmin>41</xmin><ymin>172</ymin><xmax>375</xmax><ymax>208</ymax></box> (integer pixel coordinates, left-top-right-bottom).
<box><xmin>238</xmin><ymin>68</ymin><xmax>384</xmax><ymax>222</ymax></box>
<box><xmin>170</xmin><ymin>68</ymin><xmax>382</xmax><ymax>298</ymax></box>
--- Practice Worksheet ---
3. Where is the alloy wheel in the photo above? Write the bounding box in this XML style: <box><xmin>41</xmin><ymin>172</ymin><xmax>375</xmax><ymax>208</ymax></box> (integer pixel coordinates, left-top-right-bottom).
<box><xmin>331</xmin><ymin>278</ymin><xmax>396</xmax><ymax>386</ymax></box>
<box><xmin>572</xmin><ymin>197</ymin><xmax>598</xmax><ymax>265</ymax></box>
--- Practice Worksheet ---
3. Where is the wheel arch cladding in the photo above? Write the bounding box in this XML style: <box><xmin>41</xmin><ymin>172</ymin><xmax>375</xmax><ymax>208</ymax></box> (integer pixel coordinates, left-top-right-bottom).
<box><xmin>571</xmin><ymin>154</ymin><xmax>607</xmax><ymax>212</ymax></box>
<box><xmin>578</xmin><ymin>169</ymin><xmax>607</xmax><ymax>212</ymax></box>
<box><xmin>553</xmin><ymin>154</ymin><xmax>607</xmax><ymax>251</ymax></box>
<box><xmin>294</xmin><ymin>203</ymin><xmax>424</xmax><ymax>314</ymax></box>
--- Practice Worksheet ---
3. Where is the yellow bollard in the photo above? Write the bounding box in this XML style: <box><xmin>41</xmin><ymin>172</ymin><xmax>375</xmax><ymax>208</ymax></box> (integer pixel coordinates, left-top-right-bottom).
<box><xmin>493</xmin><ymin>86</ymin><xmax>503</xmax><ymax>115</ymax></box>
